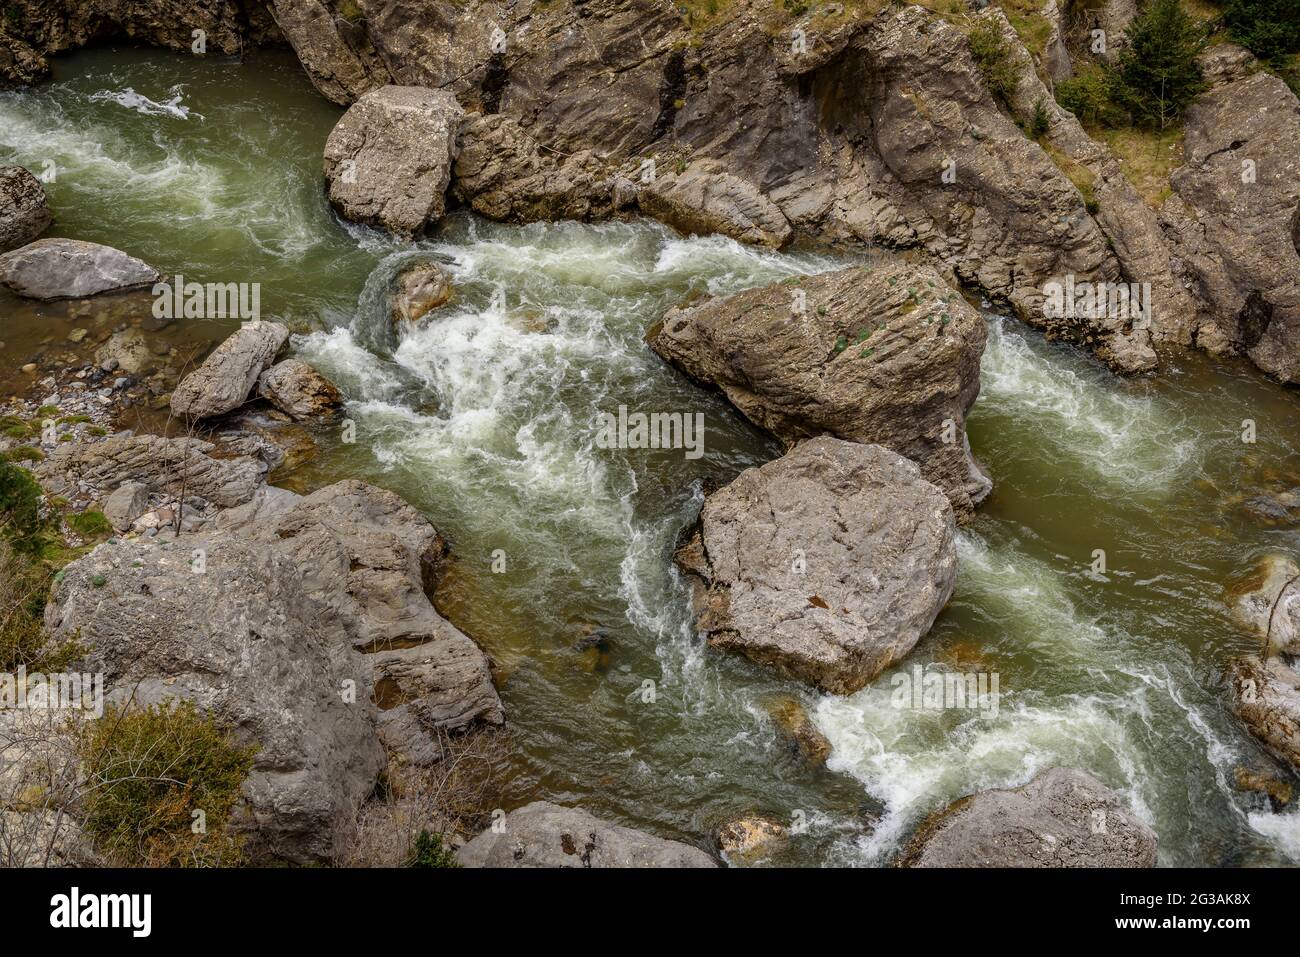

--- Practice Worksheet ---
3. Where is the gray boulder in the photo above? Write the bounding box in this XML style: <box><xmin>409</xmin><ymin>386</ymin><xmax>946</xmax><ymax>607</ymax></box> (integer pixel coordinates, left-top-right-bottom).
<box><xmin>0</xmin><ymin>166</ymin><xmax>52</xmax><ymax>252</ymax></box>
<box><xmin>101</xmin><ymin>479</ymin><xmax>150</xmax><ymax>532</ymax></box>
<box><xmin>457</xmin><ymin>801</ymin><xmax>717</xmax><ymax>868</ymax></box>
<box><xmin>1230</xmin><ymin>656</ymin><xmax>1300</xmax><ymax>774</ymax></box>
<box><xmin>257</xmin><ymin>358</ymin><xmax>343</xmax><ymax>421</ymax></box>
<box><xmin>900</xmin><ymin>768</ymin><xmax>1158</xmax><ymax>867</ymax></box>
<box><xmin>676</xmin><ymin>437</ymin><xmax>957</xmax><ymax>695</ymax></box>
<box><xmin>0</xmin><ymin>238</ymin><xmax>158</xmax><ymax>300</ymax></box>
<box><xmin>170</xmin><ymin>320</ymin><xmax>290</xmax><ymax>419</ymax></box>
<box><xmin>650</xmin><ymin>263</ymin><xmax>990</xmax><ymax>518</ymax></box>
<box><xmin>44</xmin><ymin>535</ymin><xmax>386</xmax><ymax>865</ymax></box>
<box><xmin>323</xmin><ymin>85</ymin><xmax>463</xmax><ymax>238</ymax></box>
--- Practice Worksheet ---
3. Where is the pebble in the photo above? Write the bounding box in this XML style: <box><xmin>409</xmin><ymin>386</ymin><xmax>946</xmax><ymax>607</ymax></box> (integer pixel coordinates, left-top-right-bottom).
<box><xmin>20</xmin><ymin>363</ymin><xmax>36</xmax><ymax>374</ymax></box>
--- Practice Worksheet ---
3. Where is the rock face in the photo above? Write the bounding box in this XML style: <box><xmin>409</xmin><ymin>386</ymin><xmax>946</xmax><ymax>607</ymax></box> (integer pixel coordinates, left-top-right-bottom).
<box><xmin>323</xmin><ymin>85</ymin><xmax>463</xmax><ymax>238</ymax></box>
<box><xmin>650</xmin><ymin>263</ymin><xmax>990</xmax><ymax>518</ymax></box>
<box><xmin>457</xmin><ymin>802</ymin><xmax>717</xmax><ymax>868</ymax></box>
<box><xmin>170</xmin><ymin>320</ymin><xmax>290</xmax><ymax>419</ymax></box>
<box><xmin>989</xmin><ymin>9</ymin><xmax>1197</xmax><ymax>358</ymax></box>
<box><xmin>44</xmin><ymin>534</ymin><xmax>385</xmax><ymax>865</ymax></box>
<box><xmin>900</xmin><ymin>768</ymin><xmax>1158</xmax><ymax>867</ymax></box>
<box><xmin>1160</xmin><ymin>73</ymin><xmax>1300</xmax><ymax>382</ymax></box>
<box><xmin>0</xmin><ymin>166</ymin><xmax>51</xmax><ymax>251</ymax></box>
<box><xmin>36</xmin><ymin>432</ymin><xmax>267</xmax><ymax>509</ymax></box>
<box><xmin>639</xmin><ymin>159</ymin><xmax>792</xmax><ymax>248</ymax></box>
<box><xmin>676</xmin><ymin>437</ymin><xmax>957</xmax><ymax>695</ymax></box>
<box><xmin>257</xmin><ymin>358</ymin><xmax>343</xmax><ymax>421</ymax></box>
<box><xmin>389</xmin><ymin>260</ymin><xmax>454</xmax><ymax>328</ymax></box>
<box><xmin>1230</xmin><ymin>656</ymin><xmax>1300</xmax><ymax>774</ymax></box>
<box><xmin>0</xmin><ymin>238</ymin><xmax>158</xmax><ymax>299</ymax></box>
<box><xmin>453</xmin><ymin>113</ymin><xmax>631</xmax><ymax>224</ymax></box>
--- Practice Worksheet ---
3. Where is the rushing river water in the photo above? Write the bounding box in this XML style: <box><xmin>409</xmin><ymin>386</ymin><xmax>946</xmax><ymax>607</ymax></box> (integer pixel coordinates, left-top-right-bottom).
<box><xmin>4</xmin><ymin>47</ymin><xmax>1300</xmax><ymax>867</ymax></box>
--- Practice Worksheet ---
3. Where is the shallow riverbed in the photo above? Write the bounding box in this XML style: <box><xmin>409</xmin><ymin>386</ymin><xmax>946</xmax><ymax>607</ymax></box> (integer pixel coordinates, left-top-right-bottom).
<box><xmin>3</xmin><ymin>46</ymin><xmax>1299</xmax><ymax>866</ymax></box>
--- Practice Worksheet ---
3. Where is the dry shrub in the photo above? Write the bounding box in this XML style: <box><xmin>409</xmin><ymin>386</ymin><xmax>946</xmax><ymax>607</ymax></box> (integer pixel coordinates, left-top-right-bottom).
<box><xmin>340</xmin><ymin>726</ymin><xmax>511</xmax><ymax>868</ymax></box>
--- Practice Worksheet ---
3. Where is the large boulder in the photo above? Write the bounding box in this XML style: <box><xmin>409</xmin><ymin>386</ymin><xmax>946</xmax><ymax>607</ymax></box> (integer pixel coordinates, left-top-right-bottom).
<box><xmin>0</xmin><ymin>238</ymin><xmax>158</xmax><ymax>299</ymax></box>
<box><xmin>208</xmin><ymin>480</ymin><xmax>504</xmax><ymax>764</ymax></box>
<box><xmin>1160</xmin><ymin>73</ymin><xmax>1300</xmax><ymax>381</ymax></box>
<box><xmin>457</xmin><ymin>802</ymin><xmax>717</xmax><ymax>868</ymax></box>
<box><xmin>170</xmin><ymin>320</ymin><xmax>290</xmax><ymax>419</ymax></box>
<box><xmin>0</xmin><ymin>166</ymin><xmax>51</xmax><ymax>251</ymax></box>
<box><xmin>899</xmin><ymin>768</ymin><xmax>1158</xmax><ymax>867</ymax></box>
<box><xmin>44</xmin><ymin>534</ymin><xmax>386</xmax><ymax>864</ymax></box>
<box><xmin>649</xmin><ymin>263</ymin><xmax>990</xmax><ymax>518</ymax></box>
<box><xmin>1230</xmin><ymin>656</ymin><xmax>1300</xmax><ymax>774</ymax></box>
<box><xmin>676</xmin><ymin>437</ymin><xmax>957</xmax><ymax>695</ymax></box>
<box><xmin>638</xmin><ymin>159</ymin><xmax>792</xmax><ymax>248</ymax></box>
<box><xmin>256</xmin><ymin>358</ymin><xmax>343</xmax><ymax>421</ymax></box>
<box><xmin>323</xmin><ymin>85</ymin><xmax>463</xmax><ymax>238</ymax></box>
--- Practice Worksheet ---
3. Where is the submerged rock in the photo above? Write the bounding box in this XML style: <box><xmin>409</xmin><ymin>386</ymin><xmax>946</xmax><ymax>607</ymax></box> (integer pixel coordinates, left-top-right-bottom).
<box><xmin>323</xmin><ymin>85</ymin><xmax>463</xmax><ymax>238</ymax></box>
<box><xmin>1230</xmin><ymin>656</ymin><xmax>1300</xmax><ymax>774</ymax></box>
<box><xmin>676</xmin><ymin>437</ymin><xmax>956</xmax><ymax>695</ymax></box>
<box><xmin>389</xmin><ymin>260</ymin><xmax>454</xmax><ymax>328</ymax></box>
<box><xmin>0</xmin><ymin>238</ymin><xmax>159</xmax><ymax>300</ymax></box>
<box><xmin>767</xmin><ymin>696</ymin><xmax>832</xmax><ymax>766</ymax></box>
<box><xmin>0</xmin><ymin>166</ymin><xmax>52</xmax><ymax>252</ymax></box>
<box><xmin>715</xmin><ymin>814</ymin><xmax>788</xmax><ymax>864</ymax></box>
<box><xmin>1233</xmin><ymin>766</ymin><xmax>1293</xmax><ymax>811</ymax></box>
<box><xmin>457</xmin><ymin>801</ymin><xmax>717</xmax><ymax>868</ymax></box>
<box><xmin>257</xmin><ymin>358</ymin><xmax>343</xmax><ymax>421</ymax></box>
<box><xmin>170</xmin><ymin>320</ymin><xmax>290</xmax><ymax>419</ymax></box>
<box><xmin>899</xmin><ymin>768</ymin><xmax>1158</xmax><ymax>867</ymax></box>
<box><xmin>650</xmin><ymin>263</ymin><xmax>989</xmax><ymax>518</ymax></box>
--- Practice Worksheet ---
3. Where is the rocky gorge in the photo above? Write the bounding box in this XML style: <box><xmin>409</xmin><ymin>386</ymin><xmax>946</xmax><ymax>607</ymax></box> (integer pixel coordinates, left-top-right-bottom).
<box><xmin>0</xmin><ymin>0</ymin><xmax>1298</xmax><ymax>870</ymax></box>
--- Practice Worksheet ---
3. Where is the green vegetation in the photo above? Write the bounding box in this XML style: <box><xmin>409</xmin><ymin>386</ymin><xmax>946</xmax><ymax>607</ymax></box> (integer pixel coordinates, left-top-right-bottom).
<box><xmin>1111</xmin><ymin>0</ymin><xmax>1208</xmax><ymax>128</ymax></box>
<box><xmin>66</xmin><ymin>509</ymin><xmax>111</xmax><ymax>539</ymax></box>
<box><xmin>1223</xmin><ymin>0</ymin><xmax>1300</xmax><ymax>63</ymax></box>
<box><xmin>0</xmin><ymin>458</ymin><xmax>49</xmax><ymax>554</ymax></box>
<box><xmin>80</xmin><ymin>700</ymin><xmax>257</xmax><ymax>867</ymax></box>
<box><xmin>407</xmin><ymin>830</ymin><xmax>460</xmax><ymax>868</ymax></box>
<box><xmin>968</xmin><ymin>18</ymin><xmax>1020</xmax><ymax>106</ymax></box>
<box><xmin>1028</xmin><ymin>96</ymin><xmax>1052</xmax><ymax>137</ymax></box>
<box><xmin>1055</xmin><ymin>64</ymin><xmax>1129</xmax><ymax>127</ymax></box>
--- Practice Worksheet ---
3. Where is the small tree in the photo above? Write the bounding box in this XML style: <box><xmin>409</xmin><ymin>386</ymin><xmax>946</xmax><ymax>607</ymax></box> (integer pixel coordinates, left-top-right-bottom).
<box><xmin>1113</xmin><ymin>0</ymin><xmax>1208</xmax><ymax>129</ymax></box>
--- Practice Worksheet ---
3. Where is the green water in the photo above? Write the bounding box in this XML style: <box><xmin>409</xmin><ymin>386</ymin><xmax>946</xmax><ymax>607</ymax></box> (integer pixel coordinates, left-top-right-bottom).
<box><xmin>3</xmin><ymin>46</ymin><xmax>1300</xmax><ymax>866</ymax></box>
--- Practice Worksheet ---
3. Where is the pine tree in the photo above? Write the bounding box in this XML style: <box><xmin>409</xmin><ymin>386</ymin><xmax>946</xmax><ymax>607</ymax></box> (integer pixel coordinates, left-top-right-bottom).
<box><xmin>1113</xmin><ymin>0</ymin><xmax>1209</xmax><ymax>129</ymax></box>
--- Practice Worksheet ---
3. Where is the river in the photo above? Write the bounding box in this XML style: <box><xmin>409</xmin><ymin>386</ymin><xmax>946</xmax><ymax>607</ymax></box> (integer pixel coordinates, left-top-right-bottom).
<box><xmin>3</xmin><ymin>45</ymin><xmax>1299</xmax><ymax>866</ymax></box>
